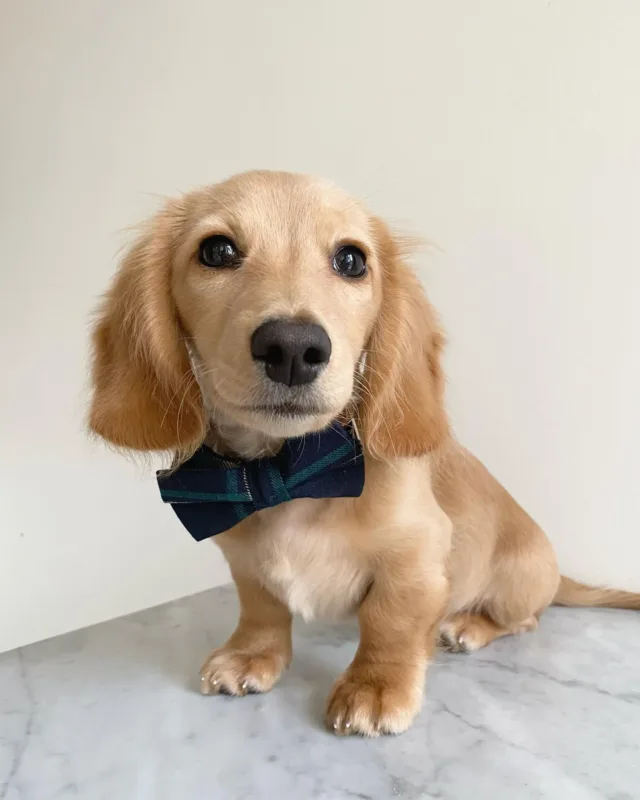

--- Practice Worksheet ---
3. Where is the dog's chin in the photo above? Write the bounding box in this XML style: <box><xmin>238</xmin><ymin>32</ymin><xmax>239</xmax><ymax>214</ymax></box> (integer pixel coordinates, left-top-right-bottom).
<box><xmin>209</xmin><ymin>378</ymin><xmax>353</xmax><ymax>442</ymax></box>
<box><xmin>208</xmin><ymin>386</ymin><xmax>343</xmax><ymax>438</ymax></box>
<box><xmin>234</xmin><ymin>406</ymin><xmax>339</xmax><ymax>439</ymax></box>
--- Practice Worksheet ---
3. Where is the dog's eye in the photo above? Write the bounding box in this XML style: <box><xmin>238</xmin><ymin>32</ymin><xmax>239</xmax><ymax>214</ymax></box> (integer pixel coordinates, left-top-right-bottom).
<box><xmin>199</xmin><ymin>235</ymin><xmax>240</xmax><ymax>268</ymax></box>
<box><xmin>333</xmin><ymin>245</ymin><xmax>367</xmax><ymax>279</ymax></box>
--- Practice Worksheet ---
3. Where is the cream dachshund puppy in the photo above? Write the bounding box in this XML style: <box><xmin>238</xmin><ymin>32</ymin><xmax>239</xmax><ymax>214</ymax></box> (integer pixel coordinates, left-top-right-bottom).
<box><xmin>89</xmin><ymin>170</ymin><xmax>639</xmax><ymax>736</ymax></box>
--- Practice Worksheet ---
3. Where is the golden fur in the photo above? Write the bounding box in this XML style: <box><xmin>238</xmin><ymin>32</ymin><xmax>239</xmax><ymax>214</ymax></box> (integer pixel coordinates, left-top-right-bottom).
<box><xmin>89</xmin><ymin>170</ymin><xmax>640</xmax><ymax>737</ymax></box>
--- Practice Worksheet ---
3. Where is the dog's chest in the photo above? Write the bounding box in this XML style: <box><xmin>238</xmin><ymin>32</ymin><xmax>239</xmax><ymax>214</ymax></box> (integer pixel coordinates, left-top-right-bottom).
<box><xmin>219</xmin><ymin>499</ymin><xmax>370</xmax><ymax>621</ymax></box>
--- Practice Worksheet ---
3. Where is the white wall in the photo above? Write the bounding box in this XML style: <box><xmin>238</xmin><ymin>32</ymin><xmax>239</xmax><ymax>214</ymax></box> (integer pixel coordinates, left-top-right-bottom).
<box><xmin>2</xmin><ymin>0</ymin><xmax>639</xmax><ymax>652</ymax></box>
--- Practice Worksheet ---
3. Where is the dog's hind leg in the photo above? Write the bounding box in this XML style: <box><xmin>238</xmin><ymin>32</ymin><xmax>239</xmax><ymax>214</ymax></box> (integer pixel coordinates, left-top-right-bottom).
<box><xmin>441</xmin><ymin>519</ymin><xmax>559</xmax><ymax>653</ymax></box>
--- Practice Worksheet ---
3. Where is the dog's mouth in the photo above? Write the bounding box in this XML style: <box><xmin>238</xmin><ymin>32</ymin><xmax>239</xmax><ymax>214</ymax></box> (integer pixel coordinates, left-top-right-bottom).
<box><xmin>245</xmin><ymin>402</ymin><xmax>331</xmax><ymax>417</ymax></box>
<box><xmin>223</xmin><ymin>397</ymin><xmax>341</xmax><ymax>440</ymax></box>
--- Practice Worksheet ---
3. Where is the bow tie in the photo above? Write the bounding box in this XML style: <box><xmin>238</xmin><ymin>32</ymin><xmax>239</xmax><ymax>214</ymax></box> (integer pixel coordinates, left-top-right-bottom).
<box><xmin>157</xmin><ymin>422</ymin><xmax>364</xmax><ymax>541</ymax></box>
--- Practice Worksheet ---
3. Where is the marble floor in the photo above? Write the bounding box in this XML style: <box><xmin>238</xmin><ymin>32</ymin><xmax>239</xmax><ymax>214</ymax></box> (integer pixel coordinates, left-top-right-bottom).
<box><xmin>1</xmin><ymin>585</ymin><xmax>638</xmax><ymax>800</ymax></box>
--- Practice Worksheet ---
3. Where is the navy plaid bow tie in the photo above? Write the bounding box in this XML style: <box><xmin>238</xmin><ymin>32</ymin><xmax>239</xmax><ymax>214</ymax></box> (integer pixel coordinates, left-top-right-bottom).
<box><xmin>157</xmin><ymin>422</ymin><xmax>364</xmax><ymax>541</ymax></box>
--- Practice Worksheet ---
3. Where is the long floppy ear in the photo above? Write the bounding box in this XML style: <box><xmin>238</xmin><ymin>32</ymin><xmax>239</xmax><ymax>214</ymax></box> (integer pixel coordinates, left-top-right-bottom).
<box><xmin>89</xmin><ymin>202</ymin><xmax>205</xmax><ymax>453</ymax></box>
<box><xmin>356</xmin><ymin>219</ymin><xmax>449</xmax><ymax>459</ymax></box>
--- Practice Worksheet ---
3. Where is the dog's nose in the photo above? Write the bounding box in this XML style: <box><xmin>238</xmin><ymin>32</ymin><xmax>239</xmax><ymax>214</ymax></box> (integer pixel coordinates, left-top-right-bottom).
<box><xmin>250</xmin><ymin>319</ymin><xmax>332</xmax><ymax>386</ymax></box>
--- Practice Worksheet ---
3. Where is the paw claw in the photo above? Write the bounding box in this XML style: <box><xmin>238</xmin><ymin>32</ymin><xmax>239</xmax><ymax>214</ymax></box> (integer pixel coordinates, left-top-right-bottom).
<box><xmin>438</xmin><ymin>629</ymin><xmax>456</xmax><ymax>649</ymax></box>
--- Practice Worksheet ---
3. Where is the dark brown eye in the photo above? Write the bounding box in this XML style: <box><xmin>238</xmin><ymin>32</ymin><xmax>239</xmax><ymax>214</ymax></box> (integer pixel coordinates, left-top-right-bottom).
<box><xmin>198</xmin><ymin>235</ymin><xmax>240</xmax><ymax>268</ymax></box>
<box><xmin>333</xmin><ymin>245</ymin><xmax>367</xmax><ymax>279</ymax></box>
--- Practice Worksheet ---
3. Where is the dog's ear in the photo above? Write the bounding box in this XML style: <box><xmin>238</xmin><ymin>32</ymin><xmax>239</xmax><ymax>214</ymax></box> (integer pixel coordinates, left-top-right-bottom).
<box><xmin>89</xmin><ymin>201</ymin><xmax>205</xmax><ymax>453</ymax></box>
<box><xmin>356</xmin><ymin>218</ymin><xmax>448</xmax><ymax>459</ymax></box>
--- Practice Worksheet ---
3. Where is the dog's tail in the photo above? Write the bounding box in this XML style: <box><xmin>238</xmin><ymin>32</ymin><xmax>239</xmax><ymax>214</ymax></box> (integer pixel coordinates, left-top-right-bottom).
<box><xmin>553</xmin><ymin>576</ymin><xmax>640</xmax><ymax>610</ymax></box>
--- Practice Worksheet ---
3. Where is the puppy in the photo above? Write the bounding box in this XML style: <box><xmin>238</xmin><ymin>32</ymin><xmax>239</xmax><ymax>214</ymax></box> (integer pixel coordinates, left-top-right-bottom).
<box><xmin>89</xmin><ymin>170</ymin><xmax>639</xmax><ymax>736</ymax></box>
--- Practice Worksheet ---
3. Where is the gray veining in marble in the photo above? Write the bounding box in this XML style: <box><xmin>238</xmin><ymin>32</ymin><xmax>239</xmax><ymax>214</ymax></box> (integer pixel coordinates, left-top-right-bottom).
<box><xmin>1</xmin><ymin>585</ymin><xmax>639</xmax><ymax>800</ymax></box>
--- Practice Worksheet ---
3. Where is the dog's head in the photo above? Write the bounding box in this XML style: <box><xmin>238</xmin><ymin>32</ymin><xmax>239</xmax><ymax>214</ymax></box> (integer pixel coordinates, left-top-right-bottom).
<box><xmin>89</xmin><ymin>171</ymin><xmax>447</xmax><ymax>460</ymax></box>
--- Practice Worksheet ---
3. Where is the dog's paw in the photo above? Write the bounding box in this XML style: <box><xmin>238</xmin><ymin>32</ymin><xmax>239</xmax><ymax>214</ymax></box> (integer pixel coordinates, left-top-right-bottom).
<box><xmin>325</xmin><ymin>664</ymin><xmax>424</xmax><ymax>737</ymax></box>
<box><xmin>438</xmin><ymin>619</ymin><xmax>478</xmax><ymax>653</ymax></box>
<box><xmin>438</xmin><ymin>613</ymin><xmax>537</xmax><ymax>653</ymax></box>
<box><xmin>199</xmin><ymin>647</ymin><xmax>288</xmax><ymax>696</ymax></box>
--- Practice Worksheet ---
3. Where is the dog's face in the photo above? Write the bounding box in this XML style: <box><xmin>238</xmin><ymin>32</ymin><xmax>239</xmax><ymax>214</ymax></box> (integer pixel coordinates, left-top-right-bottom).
<box><xmin>172</xmin><ymin>172</ymin><xmax>379</xmax><ymax>439</ymax></box>
<box><xmin>89</xmin><ymin>171</ymin><xmax>448</xmax><ymax>459</ymax></box>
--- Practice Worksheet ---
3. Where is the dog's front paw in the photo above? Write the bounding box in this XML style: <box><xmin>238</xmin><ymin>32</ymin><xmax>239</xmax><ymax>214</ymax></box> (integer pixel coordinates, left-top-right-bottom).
<box><xmin>325</xmin><ymin>664</ymin><xmax>424</xmax><ymax>737</ymax></box>
<box><xmin>199</xmin><ymin>646</ymin><xmax>289</xmax><ymax>696</ymax></box>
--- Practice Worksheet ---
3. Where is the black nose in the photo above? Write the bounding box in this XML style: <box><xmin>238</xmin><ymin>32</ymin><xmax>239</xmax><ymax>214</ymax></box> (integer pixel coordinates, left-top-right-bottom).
<box><xmin>250</xmin><ymin>319</ymin><xmax>332</xmax><ymax>386</ymax></box>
